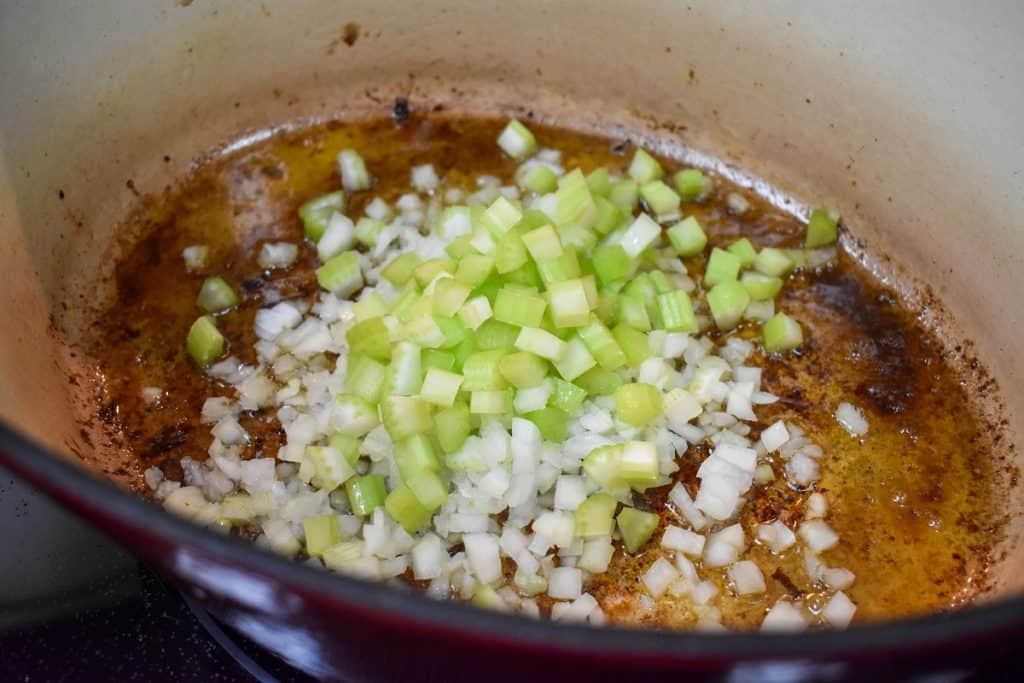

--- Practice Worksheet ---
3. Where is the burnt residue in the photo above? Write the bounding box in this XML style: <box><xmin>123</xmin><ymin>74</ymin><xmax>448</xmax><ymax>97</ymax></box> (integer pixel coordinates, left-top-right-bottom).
<box><xmin>88</xmin><ymin>113</ymin><xmax>1010</xmax><ymax>630</ymax></box>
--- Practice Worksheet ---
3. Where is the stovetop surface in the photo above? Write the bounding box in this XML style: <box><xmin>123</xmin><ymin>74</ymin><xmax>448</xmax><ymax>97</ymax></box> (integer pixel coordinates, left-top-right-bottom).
<box><xmin>1</xmin><ymin>464</ymin><xmax>1019</xmax><ymax>683</ymax></box>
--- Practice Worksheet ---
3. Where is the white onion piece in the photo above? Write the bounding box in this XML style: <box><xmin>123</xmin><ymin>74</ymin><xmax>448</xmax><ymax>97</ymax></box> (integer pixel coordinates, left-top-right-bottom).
<box><xmin>641</xmin><ymin>558</ymin><xmax>679</xmax><ymax>598</ymax></box>
<box><xmin>729</xmin><ymin>560</ymin><xmax>766</xmax><ymax>595</ymax></box>
<box><xmin>464</xmin><ymin>533</ymin><xmax>502</xmax><ymax>584</ymax></box>
<box><xmin>760</xmin><ymin>420</ymin><xmax>790</xmax><ymax>452</ymax></box>
<box><xmin>822</xmin><ymin>590</ymin><xmax>857</xmax><ymax>628</ymax></box>
<box><xmin>661</xmin><ymin>526</ymin><xmax>706</xmax><ymax>557</ymax></box>
<box><xmin>703</xmin><ymin>524</ymin><xmax>745</xmax><ymax>568</ymax></box>
<box><xmin>799</xmin><ymin>520</ymin><xmax>840</xmax><ymax>552</ymax></box>
<box><xmin>761</xmin><ymin>601</ymin><xmax>808</xmax><ymax>631</ymax></box>
<box><xmin>547</xmin><ymin>567</ymin><xmax>583</xmax><ymax>600</ymax></box>
<box><xmin>836</xmin><ymin>402</ymin><xmax>869</xmax><ymax>437</ymax></box>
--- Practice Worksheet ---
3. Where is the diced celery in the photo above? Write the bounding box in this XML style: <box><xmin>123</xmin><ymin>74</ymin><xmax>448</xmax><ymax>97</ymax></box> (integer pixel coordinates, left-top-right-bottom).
<box><xmin>672</xmin><ymin>168</ymin><xmax>705</xmax><ymax>202</ymax></box>
<box><xmin>537</xmin><ymin>248</ymin><xmax>582</xmax><ymax>286</ymax></box>
<box><xmin>762</xmin><ymin>312</ymin><xmax>804</xmax><ymax>353</ymax></box>
<box><xmin>628</xmin><ymin>149</ymin><xmax>664</xmax><ymax>184</ymax></box>
<box><xmin>353</xmin><ymin>292</ymin><xmax>388</xmax><ymax>321</ymax></box>
<box><xmin>728</xmin><ymin>237</ymin><xmax>758</xmax><ymax>267</ymax></box>
<box><xmin>435</xmin><ymin>402</ymin><xmax>471</xmax><ymax>453</ymax></box>
<box><xmin>402</xmin><ymin>314</ymin><xmax>444</xmax><ymax>348</ymax></box>
<box><xmin>338</xmin><ymin>149</ymin><xmax>372</xmax><ymax>191</ymax></box>
<box><xmin>620</xmin><ymin>441</ymin><xmax>659</xmax><ymax>487</ymax></box>
<box><xmin>707</xmin><ymin>280</ymin><xmax>751</xmax><ymax>330</ymax></box>
<box><xmin>446</xmin><ymin>234</ymin><xmax>476</xmax><ymax>259</ymax></box>
<box><xmin>556</xmin><ymin>169</ymin><xmax>597</xmax><ymax>229</ymax></box>
<box><xmin>666</xmin><ymin>216</ymin><xmax>708</xmax><ymax>258</ymax></box>
<box><xmin>612</xmin><ymin>324</ymin><xmax>651</xmax><ymax>367</ymax></box>
<box><xmin>476</xmin><ymin>320</ymin><xmax>520</xmax><ymax>351</ymax></box>
<box><xmin>784</xmin><ymin>248</ymin><xmax>809</xmax><ymax>270</ymax></box>
<box><xmin>753</xmin><ymin>247</ymin><xmax>794</xmax><ymax>277</ymax></box>
<box><xmin>196</xmin><ymin>276</ymin><xmax>239</xmax><ymax>313</ymax></box>
<box><xmin>515</xmin><ymin>327</ymin><xmax>568</xmax><ymax>361</ymax></box>
<box><xmin>618</xmin><ymin>214</ymin><xmax>661</xmax><ymax>259</ymax></box>
<box><xmin>432</xmin><ymin>278</ymin><xmax>472</xmax><ymax>317</ymax></box>
<box><xmin>470</xmin><ymin>389</ymin><xmax>512</xmax><ymax>414</ymax></box>
<box><xmin>494</xmin><ymin>287</ymin><xmax>547</xmax><ymax>328</ymax></box>
<box><xmin>805</xmin><ymin>207</ymin><xmax>839</xmax><ymax>248</ymax></box>
<box><xmin>616</xmin><ymin>296</ymin><xmax>652</xmax><ymax>332</ymax></box>
<box><xmin>390</xmin><ymin>284</ymin><xmax>421</xmax><ymax>321</ymax></box>
<box><xmin>608</xmin><ymin>179</ymin><xmax>640</xmax><ymax>214</ymax></box>
<box><xmin>499</xmin><ymin>351</ymin><xmax>548</xmax><ymax>388</ymax></box>
<box><xmin>307</xmin><ymin>445</ymin><xmax>355</xmax><ymax>491</ymax></box>
<box><xmin>382</xmin><ymin>253</ymin><xmax>422</xmax><ymax>286</ymax></box>
<box><xmin>494</xmin><ymin>230</ymin><xmax>529</xmax><ymax>274</ymax></box>
<box><xmin>332</xmin><ymin>395</ymin><xmax>380</xmax><ymax>437</ymax></box>
<box><xmin>575</xmin><ymin>493</ymin><xmax>618</xmax><ymax>537</ymax></box>
<box><xmin>452</xmin><ymin>335</ymin><xmax>477</xmax><ymax>371</ymax></box>
<box><xmin>522</xmin><ymin>224</ymin><xmax>564</xmax><ymax>261</ymax></box>
<box><xmin>553</xmin><ymin>336</ymin><xmax>597</xmax><ymax>381</ymax></box>
<box><xmin>524</xmin><ymin>407</ymin><xmax>570</xmax><ymax>441</ymax></box>
<box><xmin>592</xmin><ymin>195</ymin><xmax>625</xmax><ymax>236</ymax></box>
<box><xmin>303</xmin><ymin>515</ymin><xmax>341</xmax><ymax>557</ymax></box>
<box><xmin>502</xmin><ymin>260</ymin><xmax>542</xmax><ymax>289</ymax></box>
<box><xmin>623</xmin><ymin>272</ymin><xmax>656</xmax><ymax>301</ymax></box>
<box><xmin>592</xmin><ymin>245</ymin><xmax>634</xmax><ymax>286</ymax></box>
<box><xmin>616</xmin><ymin>507</ymin><xmax>659</xmax><ymax>553</ymax></box>
<box><xmin>614</xmin><ymin>383</ymin><xmax>664</xmax><ymax>426</ymax></box>
<box><xmin>546</xmin><ymin>278</ymin><xmax>592</xmax><ymax>329</ymax></box>
<box><xmin>550</xmin><ymin>377</ymin><xmax>587</xmax><ymax>414</ymax></box>
<box><xmin>382</xmin><ymin>341</ymin><xmax>423</xmax><ymax>396</ymax></box>
<box><xmin>298</xmin><ymin>191</ymin><xmax>346</xmax><ymax>241</ymax></box>
<box><xmin>414</xmin><ymin>258</ymin><xmax>457</xmax><ymax>288</ymax></box>
<box><xmin>640</xmin><ymin>180</ymin><xmax>681</xmax><ymax>221</ymax></box>
<box><xmin>704</xmin><ymin>247</ymin><xmax>741</xmax><ymax>286</ymax></box>
<box><xmin>345</xmin><ymin>354</ymin><xmax>387</xmax><ymax>403</ymax></box>
<box><xmin>385</xmin><ymin>484</ymin><xmax>433</xmax><ymax>534</ymax></box>
<box><xmin>316</xmin><ymin>251</ymin><xmax>363</xmax><ymax>297</ymax></box>
<box><xmin>345</xmin><ymin>474</ymin><xmax>386</xmax><ymax>516</ymax></box>
<box><xmin>481</xmin><ymin>197</ymin><xmax>523</xmax><ymax>237</ymax></box>
<box><xmin>578</xmin><ymin>317</ymin><xmax>627</xmax><ymax>370</ymax></box>
<box><xmin>422</xmin><ymin>349</ymin><xmax>457</xmax><ymax>372</ymax></box>
<box><xmin>462</xmin><ymin>349</ymin><xmax>508</xmax><ymax>391</ymax></box>
<box><xmin>513</xmin><ymin>209</ymin><xmax>554</xmax><ymax>235</ymax></box>
<box><xmin>649</xmin><ymin>271</ymin><xmax>674</xmax><ymax>295</ymax></box>
<box><xmin>328</xmin><ymin>433</ymin><xmax>361</xmax><ymax>466</ymax></box>
<box><xmin>454</xmin><ymin>254</ymin><xmax>495</xmax><ymax>288</ymax></box>
<box><xmin>380</xmin><ymin>396</ymin><xmax>433</xmax><ymax>441</ymax></box>
<box><xmin>457</xmin><ymin>295</ymin><xmax>493</xmax><ymax>330</ymax></box>
<box><xmin>586</xmin><ymin>168</ymin><xmax>612</xmax><ymax>197</ymax></box>
<box><xmin>407</xmin><ymin>470</ymin><xmax>448</xmax><ymax>511</ymax></box>
<box><xmin>354</xmin><ymin>217</ymin><xmax>385</xmax><ymax>247</ymax></box>
<box><xmin>396</xmin><ymin>434</ymin><xmax>442</xmax><ymax>481</ymax></box>
<box><xmin>575</xmin><ymin>367</ymin><xmax>624</xmax><ymax>396</ymax></box>
<box><xmin>519</xmin><ymin>164</ymin><xmax>558</xmax><ymax>194</ymax></box>
<box><xmin>346</xmin><ymin>317</ymin><xmax>389</xmax><ymax>362</ymax></box>
<box><xmin>656</xmin><ymin>290</ymin><xmax>697</xmax><ymax>333</ymax></box>
<box><xmin>186</xmin><ymin>316</ymin><xmax>225</xmax><ymax>368</ymax></box>
<box><xmin>420</xmin><ymin>367</ymin><xmax>464</xmax><ymax>407</ymax></box>
<box><xmin>556</xmin><ymin>223</ymin><xmax>597</xmax><ymax>253</ymax></box>
<box><xmin>583</xmin><ymin>445</ymin><xmax>629</xmax><ymax>497</ymax></box>
<box><xmin>741</xmin><ymin>272</ymin><xmax>784</xmax><ymax>301</ymax></box>
<box><xmin>497</xmin><ymin>119</ymin><xmax>538</xmax><ymax>160</ymax></box>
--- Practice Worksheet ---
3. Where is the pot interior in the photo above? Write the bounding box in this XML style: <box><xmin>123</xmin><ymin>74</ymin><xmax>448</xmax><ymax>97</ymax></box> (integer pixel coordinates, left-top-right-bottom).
<box><xmin>1</xmin><ymin>0</ymin><xmax>1022</xmax><ymax>609</ymax></box>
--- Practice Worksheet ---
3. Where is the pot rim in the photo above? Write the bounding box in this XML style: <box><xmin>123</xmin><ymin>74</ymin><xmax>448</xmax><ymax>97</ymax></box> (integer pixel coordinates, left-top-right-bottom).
<box><xmin>1</xmin><ymin>418</ymin><xmax>1019</xmax><ymax>661</ymax></box>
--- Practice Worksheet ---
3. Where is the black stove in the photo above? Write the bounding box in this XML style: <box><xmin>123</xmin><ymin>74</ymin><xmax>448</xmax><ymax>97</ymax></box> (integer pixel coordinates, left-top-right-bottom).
<box><xmin>1</xmin><ymin>464</ymin><xmax>1019</xmax><ymax>683</ymax></box>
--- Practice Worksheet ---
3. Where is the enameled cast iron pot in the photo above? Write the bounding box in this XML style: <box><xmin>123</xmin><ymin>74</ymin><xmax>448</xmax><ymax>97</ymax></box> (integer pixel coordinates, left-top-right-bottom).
<box><xmin>2</xmin><ymin>2</ymin><xmax>1024</xmax><ymax>680</ymax></box>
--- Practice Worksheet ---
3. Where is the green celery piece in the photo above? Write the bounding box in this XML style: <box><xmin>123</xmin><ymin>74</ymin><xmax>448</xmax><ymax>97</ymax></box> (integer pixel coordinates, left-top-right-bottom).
<box><xmin>298</xmin><ymin>191</ymin><xmax>346</xmax><ymax>241</ymax></box>
<box><xmin>608</xmin><ymin>179</ymin><xmax>640</xmax><ymax>214</ymax></box>
<box><xmin>316</xmin><ymin>251</ymin><xmax>363</xmax><ymax>296</ymax></box>
<box><xmin>592</xmin><ymin>244</ymin><xmax>634</xmax><ymax>286</ymax></box>
<box><xmin>753</xmin><ymin>247</ymin><xmax>795</xmax><ymax>277</ymax></box>
<box><xmin>614</xmin><ymin>383</ymin><xmax>664</xmax><ymax>426</ymax></box>
<box><xmin>656</xmin><ymin>290</ymin><xmax>697</xmax><ymax>333</ymax></box>
<box><xmin>186</xmin><ymin>316</ymin><xmax>225</xmax><ymax>368</ymax></box>
<box><xmin>672</xmin><ymin>169</ymin><xmax>705</xmax><ymax>202</ymax></box>
<box><xmin>396</xmin><ymin>434</ymin><xmax>442</xmax><ymax>482</ymax></box>
<box><xmin>196</xmin><ymin>276</ymin><xmax>239</xmax><ymax>313</ymax></box>
<box><xmin>499</xmin><ymin>351</ymin><xmax>549</xmax><ymax>388</ymax></box>
<box><xmin>666</xmin><ymin>216</ymin><xmax>708</xmax><ymax>258</ymax></box>
<box><xmin>524</xmin><ymin>407</ymin><xmax>569</xmax><ymax>441</ymax></box>
<box><xmin>762</xmin><ymin>312</ymin><xmax>803</xmax><ymax>353</ymax></box>
<box><xmin>612</xmin><ymin>323</ymin><xmax>652</xmax><ymax>366</ymax></box>
<box><xmin>303</xmin><ymin>515</ymin><xmax>341</xmax><ymax>557</ymax></box>
<box><xmin>346</xmin><ymin>317</ymin><xmax>391</xmax><ymax>362</ymax></box>
<box><xmin>574</xmin><ymin>367</ymin><xmax>624</xmax><ymax>396</ymax></box>
<box><xmin>494</xmin><ymin>287</ymin><xmax>547</xmax><ymax>328</ymax></box>
<box><xmin>616</xmin><ymin>507</ymin><xmax>659</xmax><ymax>553</ymax></box>
<box><xmin>345</xmin><ymin>474</ymin><xmax>387</xmax><ymax>516</ymax></box>
<box><xmin>727</xmin><ymin>238</ymin><xmax>758</xmax><ymax>267</ymax></box>
<box><xmin>381</xmin><ymin>252</ymin><xmax>422</xmax><ymax>286</ymax></box>
<box><xmin>462</xmin><ymin>349</ymin><xmax>508</xmax><ymax>391</ymax></box>
<box><xmin>704</xmin><ymin>247</ymin><xmax>742</xmax><ymax>286</ymax></box>
<box><xmin>494</xmin><ymin>229</ymin><xmax>529</xmax><ymax>274</ymax></box>
<box><xmin>575</xmin><ymin>493</ymin><xmax>618</xmax><ymax>537</ymax></box>
<box><xmin>741</xmin><ymin>272</ymin><xmax>784</xmax><ymax>301</ymax></box>
<box><xmin>476</xmin><ymin>319</ymin><xmax>520</xmax><ymax>351</ymax></box>
<box><xmin>413</xmin><ymin>258</ymin><xmax>456</xmax><ymax>288</ymax></box>
<box><xmin>436</xmin><ymin>402</ymin><xmax>471</xmax><ymax>453</ymax></box>
<box><xmin>627</xmin><ymin>149</ymin><xmax>664</xmax><ymax>184</ymax></box>
<box><xmin>805</xmin><ymin>207</ymin><xmax>839</xmax><ymax>247</ymax></box>
<box><xmin>707</xmin><ymin>280</ymin><xmax>751</xmax><ymax>330</ymax></box>
<box><xmin>550</xmin><ymin>377</ymin><xmax>587</xmax><ymax>414</ymax></box>
<box><xmin>586</xmin><ymin>167</ymin><xmax>612</xmax><ymax>196</ymax></box>
<box><xmin>380</xmin><ymin>396</ymin><xmax>433</xmax><ymax>441</ymax></box>
<box><xmin>385</xmin><ymin>485</ymin><xmax>433</xmax><ymax>534</ymax></box>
